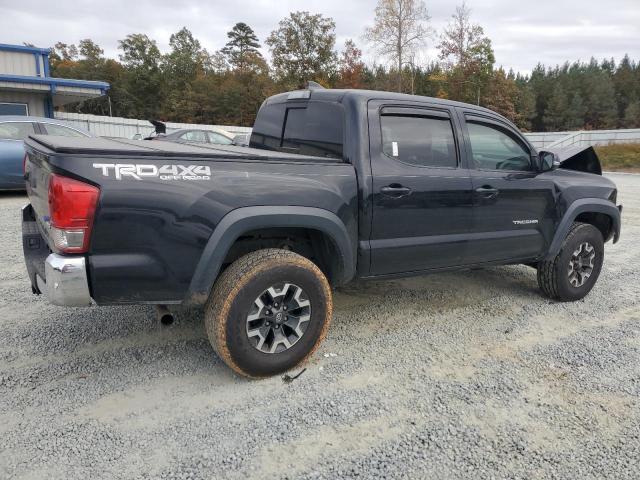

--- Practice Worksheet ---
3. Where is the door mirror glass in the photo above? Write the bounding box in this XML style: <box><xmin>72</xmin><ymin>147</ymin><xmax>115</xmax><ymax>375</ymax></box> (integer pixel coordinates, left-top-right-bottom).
<box><xmin>539</xmin><ymin>151</ymin><xmax>560</xmax><ymax>172</ymax></box>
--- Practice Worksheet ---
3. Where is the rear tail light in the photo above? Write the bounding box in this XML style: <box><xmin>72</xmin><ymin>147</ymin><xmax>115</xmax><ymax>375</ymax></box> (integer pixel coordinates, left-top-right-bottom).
<box><xmin>48</xmin><ymin>174</ymin><xmax>100</xmax><ymax>253</ymax></box>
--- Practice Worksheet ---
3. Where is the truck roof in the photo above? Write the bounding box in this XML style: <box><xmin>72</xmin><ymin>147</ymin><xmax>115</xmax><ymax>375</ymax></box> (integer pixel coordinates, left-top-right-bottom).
<box><xmin>267</xmin><ymin>88</ymin><xmax>501</xmax><ymax>115</ymax></box>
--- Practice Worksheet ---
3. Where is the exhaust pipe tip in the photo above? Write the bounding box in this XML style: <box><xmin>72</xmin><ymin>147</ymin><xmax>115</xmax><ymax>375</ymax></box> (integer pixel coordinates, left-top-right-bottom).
<box><xmin>156</xmin><ymin>305</ymin><xmax>174</xmax><ymax>326</ymax></box>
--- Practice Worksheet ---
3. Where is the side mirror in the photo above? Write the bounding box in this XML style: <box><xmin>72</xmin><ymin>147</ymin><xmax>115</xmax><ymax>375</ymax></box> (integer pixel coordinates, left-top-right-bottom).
<box><xmin>538</xmin><ymin>150</ymin><xmax>561</xmax><ymax>172</ymax></box>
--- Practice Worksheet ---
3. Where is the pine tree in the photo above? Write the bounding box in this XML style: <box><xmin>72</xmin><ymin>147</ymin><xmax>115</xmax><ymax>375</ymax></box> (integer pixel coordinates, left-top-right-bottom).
<box><xmin>623</xmin><ymin>101</ymin><xmax>640</xmax><ymax>128</ymax></box>
<box><xmin>585</xmin><ymin>72</ymin><xmax>618</xmax><ymax>129</ymax></box>
<box><xmin>221</xmin><ymin>23</ymin><xmax>262</xmax><ymax>72</ymax></box>
<box><xmin>566</xmin><ymin>94</ymin><xmax>587</xmax><ymax>130</ymax></box>
<box><xmin>543</xmin><ymin>84</ymin><xmax>569</xmax><ymax>131</ymax></box>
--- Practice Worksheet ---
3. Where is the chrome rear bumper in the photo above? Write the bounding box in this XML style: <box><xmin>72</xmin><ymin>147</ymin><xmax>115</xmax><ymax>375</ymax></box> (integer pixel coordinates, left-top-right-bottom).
<box><xmin>39</xmin><ymin>254</ymin><xmax>92</xmax><ymax>307</ymax></box>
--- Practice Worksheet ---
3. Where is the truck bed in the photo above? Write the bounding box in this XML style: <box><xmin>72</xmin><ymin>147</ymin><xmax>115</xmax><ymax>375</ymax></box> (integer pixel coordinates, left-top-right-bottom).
<box><xmin>26</xmin><ymin>135</ymin><xmax>344</xmax><ymax>163</ymax></box>
<box><xmin>23</xmin><ymin>135</ymin><xmax>358</xmax><ymax>305</ymax></box>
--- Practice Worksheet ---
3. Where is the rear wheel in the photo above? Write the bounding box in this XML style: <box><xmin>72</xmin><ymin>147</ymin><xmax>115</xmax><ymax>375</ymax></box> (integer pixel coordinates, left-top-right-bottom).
<box><xmin>537</xmin><ymin>222</ymin><xmax>604</xmax><ymax>301</ymax></box>
<box><xmin>205</xmin><ymin>249</ymin><xmax>332</xmax><ymax>378</ymax></box>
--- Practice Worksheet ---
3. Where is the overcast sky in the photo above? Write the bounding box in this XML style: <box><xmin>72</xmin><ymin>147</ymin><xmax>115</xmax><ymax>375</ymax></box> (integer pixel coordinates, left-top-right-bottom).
<box><xmin>1</xmin><ymin>0</ymin><xmax>639</xmax><ymax>74</ymax></box>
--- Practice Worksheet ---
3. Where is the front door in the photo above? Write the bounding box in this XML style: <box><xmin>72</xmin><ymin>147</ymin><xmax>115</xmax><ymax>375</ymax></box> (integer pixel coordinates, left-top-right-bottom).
<box><xmin>368</xmin><ymin>103</ymin><xmax>474</xmax><ymax>275</ymax></box>
<box><xmin>459</xmin><ymin>112</ymin><xmax>557</xmax><ymax>263</ymax></box>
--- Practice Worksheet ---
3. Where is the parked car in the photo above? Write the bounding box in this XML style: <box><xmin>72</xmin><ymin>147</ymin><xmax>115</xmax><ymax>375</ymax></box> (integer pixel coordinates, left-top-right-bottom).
<box><xmin>149</xmin><ymin>127</ymin><xmax>236</xmax><ymax>146</ymax></box>
<box><xmin>22</xmin><ymin>88</ymin><xmax>622</xmax><ymax>378</ymax></box>
<box><xmin>0</xmin><ymin>116</ymin><xmax>92</xmax><ymax>190</ymax></box>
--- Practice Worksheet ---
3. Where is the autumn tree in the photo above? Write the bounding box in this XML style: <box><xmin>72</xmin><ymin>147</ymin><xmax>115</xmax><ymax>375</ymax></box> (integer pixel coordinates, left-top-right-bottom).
<box><xmin>438</xmin><ymin>2</ymin><xmax>494</xmax><ymax>104</ymax></box>
<box><xmin>266</xmin><ymin>11</ymin><xmax>337</xmax><ymax>88</ymax></box>
<box><xmin>118</xmin><ymin>34</ymin><xmax>164</xmax><ymax>118</ymax></box>
<box><xmin>337</xmin><ymin>40</ymin><xmax>366</xmax><ymax>88</ymax></box>
<box><xmin>163</xmin><ymin>27</ymin><xmax>211</xmax><ymax>121</ymax></box>
<box><xmin>482</xmin><ymin>68</ymin><xmax>517</xmax><ymax>122</ymax></box>
<box><xmin>364</xmin><ymin>0</ymin><xmax>433</xmax><ymax>92</ymax></box>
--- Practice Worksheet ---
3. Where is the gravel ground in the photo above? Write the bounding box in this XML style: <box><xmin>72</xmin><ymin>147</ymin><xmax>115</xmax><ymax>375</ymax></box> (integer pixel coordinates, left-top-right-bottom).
<box><xmin>1</xmin><ymin>173</ymin><xmax>639</xmax><ymax>480</ymax></box>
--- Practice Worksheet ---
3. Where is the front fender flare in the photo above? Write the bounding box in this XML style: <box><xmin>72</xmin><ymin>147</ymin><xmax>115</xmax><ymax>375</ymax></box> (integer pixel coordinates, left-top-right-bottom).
<box><xmin>185</xmin><ymin>206</ymin><xmax>355</xmax><ymax>304</ymax></box>
<box><xmin>545</xmin><ymin>198</ymin><xmax>621</xmax><ymax>260</ymax></box>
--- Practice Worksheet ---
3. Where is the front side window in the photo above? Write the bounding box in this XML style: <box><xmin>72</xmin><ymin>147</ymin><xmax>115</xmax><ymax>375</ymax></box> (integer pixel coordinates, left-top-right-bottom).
<box><xmin>467</xmin><ymin>122</ymin><xmax>531</xmax><ymax>171</ymax></box>
<box><xmin>0</xmin><ymin>122</ymin><xmax>35</xmax><ymax>140</ymax></box>
<box><xmin>180</xmin><ymin>131</ymin><xmax>207</xmax><ymax>143</ymax></box>
<box><xmin>380</xmin><ymin>114</ymin><xmax>457</xmax><ymax>168</ymax></box>
<box><xmin>43</xmin><ymin>123</ymin><xmax>85</xmax><ymax>137</ymax></box>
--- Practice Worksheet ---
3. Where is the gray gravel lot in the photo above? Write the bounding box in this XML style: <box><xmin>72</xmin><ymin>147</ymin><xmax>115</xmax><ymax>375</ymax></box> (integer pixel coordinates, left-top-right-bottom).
<box><xmin>1</xmin><ymin>173</ymin><xmax>639</xmax><ymax>480</ymax></box>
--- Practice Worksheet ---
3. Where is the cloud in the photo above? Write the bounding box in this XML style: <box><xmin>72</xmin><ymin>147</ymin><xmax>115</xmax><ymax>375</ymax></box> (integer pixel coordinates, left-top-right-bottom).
<box><xmin>1</xmin><ymin>0</ymin><xmax>638</xmax><ymax>74</ymax></box>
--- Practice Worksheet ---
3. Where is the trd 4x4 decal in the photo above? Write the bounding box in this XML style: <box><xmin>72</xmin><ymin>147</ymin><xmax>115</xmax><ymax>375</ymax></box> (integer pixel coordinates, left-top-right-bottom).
<box><xmin>93</xmin><ymin>163</ymin><xmax>211</xmax><ymax>181</ymax></box>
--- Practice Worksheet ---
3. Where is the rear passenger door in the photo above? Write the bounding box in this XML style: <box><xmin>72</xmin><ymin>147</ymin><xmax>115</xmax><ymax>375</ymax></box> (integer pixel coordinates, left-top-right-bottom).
<box><xmin>368</xmin><ymin>103</ymin><xmax>474</xmax><ymax>275</ymax></box>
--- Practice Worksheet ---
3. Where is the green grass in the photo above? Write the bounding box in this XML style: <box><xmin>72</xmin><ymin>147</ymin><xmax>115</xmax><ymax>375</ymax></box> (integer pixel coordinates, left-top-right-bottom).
<box><xmin>595</xmin><ymin>143</ymin><xmax>640</xmax><ymax>171</ymax></box>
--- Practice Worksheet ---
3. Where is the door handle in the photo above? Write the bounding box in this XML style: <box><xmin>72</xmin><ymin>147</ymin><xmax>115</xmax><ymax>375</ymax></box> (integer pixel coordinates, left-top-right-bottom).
<box><xmin>381</xmin><ymin>184</ymin><xmax>412</xmax><ymax>197</ymax></box>
<box><xmin>475</xmin><ymin>185</ymin><xmax>499</xmax><ymax>199</ymax></box>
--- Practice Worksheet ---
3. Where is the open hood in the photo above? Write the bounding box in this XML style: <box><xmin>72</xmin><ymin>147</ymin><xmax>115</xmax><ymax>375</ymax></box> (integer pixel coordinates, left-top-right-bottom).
<box><xmin>546</xmin><ymin>145</ymin><xmax>602</xmax><ymax>176</ymax></box>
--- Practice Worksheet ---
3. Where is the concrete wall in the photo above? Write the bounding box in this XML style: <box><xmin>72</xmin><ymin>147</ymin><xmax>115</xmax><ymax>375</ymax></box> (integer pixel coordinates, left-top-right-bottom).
<box><xmin>54</xmin><ymin>112</ymin><xmax>252</xmax><ymax>138</ymax></box>
<box><xmin>0</xmin><ymin>91</ymin><xmax>46</xmax><ymax>116</ymax></box>
<box><xmin>522</xmin><ymin>132</ymin><xmax>571</xmax><ymax>149</ymax></box>
<box><xmin>0</xmin><ymin>50</ymin><xmax>37</xmax><ymax>76</ymax></box>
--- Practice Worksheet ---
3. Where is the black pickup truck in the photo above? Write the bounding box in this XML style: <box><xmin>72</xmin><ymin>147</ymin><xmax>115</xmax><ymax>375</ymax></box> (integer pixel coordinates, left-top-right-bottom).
<box><xmin>22</xmin><ymin>88</ymin><xmax>622</xmax><ymax>377</ymax></box>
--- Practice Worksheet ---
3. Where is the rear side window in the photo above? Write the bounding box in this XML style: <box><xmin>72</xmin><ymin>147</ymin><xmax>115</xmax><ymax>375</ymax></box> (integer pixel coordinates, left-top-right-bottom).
<box><xmin>180</xmin><ymin>131</ymin><xmax>207</xmax><ymax>143</ymax></box>
<box><xmin>207</xmin><ymin>131</ymin><xmax>233</xmax><ymax>145</ymax></box>
<box><xmin>0</xmin><ymin>122</ymin><xmax>35</xmax><ymax>140</ymax></box>
<box><xmin>381</xmin><ymin>115</ymin><xmax>457</xmax><ymax>168</ymax></box>
<box><xmin>42</xmin><ymin>123</ymin><xmax>85</xmax><ymax>137</ymax></box>
<box><xmin>250</xmin><ymin>101</ymin><xmax>344</xmax><ymax>159</ymax></box>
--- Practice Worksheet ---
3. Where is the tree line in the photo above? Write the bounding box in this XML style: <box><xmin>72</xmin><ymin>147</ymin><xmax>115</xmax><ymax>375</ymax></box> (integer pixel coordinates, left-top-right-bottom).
<box><xmin>48</xmin><ymin>1</ymin><xmax>640</xmax><ymax>132</ymax></box>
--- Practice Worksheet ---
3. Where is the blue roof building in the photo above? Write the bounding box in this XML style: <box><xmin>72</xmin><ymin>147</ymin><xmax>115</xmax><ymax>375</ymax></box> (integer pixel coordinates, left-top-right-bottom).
<box><xmin>0</xmin><ymin>43</ymin><xmax>109</xmax><ymax>117</ymax></box>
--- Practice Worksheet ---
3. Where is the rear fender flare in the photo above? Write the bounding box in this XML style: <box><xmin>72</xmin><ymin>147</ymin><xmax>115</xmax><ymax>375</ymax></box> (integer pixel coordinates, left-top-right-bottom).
<box><xmin>185</xmin><ymin>206</ymin><xmax>355</xmax><ymax>304</ymax></box>
<box><xmin>545</xmin><ymin>198</ymin><xmax>621</xmax><ymax>260</ymax></box>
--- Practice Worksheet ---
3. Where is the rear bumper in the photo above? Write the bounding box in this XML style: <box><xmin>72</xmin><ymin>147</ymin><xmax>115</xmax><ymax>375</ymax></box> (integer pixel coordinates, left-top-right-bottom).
<box><xmin>42</xmin><ymin>254</ymin><xmax>92</xmax><ymax>306</ymax></box>
<box><xmin>22</xmin><ymin>204</ymin><xmax>92</xmax><ymax>307</ymax></box>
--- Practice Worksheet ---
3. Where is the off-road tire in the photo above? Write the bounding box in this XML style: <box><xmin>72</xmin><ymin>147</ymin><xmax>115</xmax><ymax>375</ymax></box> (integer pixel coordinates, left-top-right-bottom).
<box><xmin>537</xmin><ymin>222</ymin><xmax>604</xmax><ymax>301</ymax></box>
<box><xmin>205</xmin><ymin>249</ymin><xmax>332</xmax><ymax>378</ymax></box>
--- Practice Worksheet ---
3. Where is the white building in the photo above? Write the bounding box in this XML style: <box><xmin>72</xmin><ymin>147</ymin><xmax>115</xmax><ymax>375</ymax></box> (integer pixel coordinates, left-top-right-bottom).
<box><xmin>0</xmin><ymin>43</ymin><xmax>109</xmax><ymax>117</ymax></box>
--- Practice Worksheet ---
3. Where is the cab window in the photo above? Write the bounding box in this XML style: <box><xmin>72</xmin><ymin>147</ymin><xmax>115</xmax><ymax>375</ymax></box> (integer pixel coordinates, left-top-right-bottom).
<box><xmin>380</xmin><ymin>114</ymin><xmax>457</xmax><ymax>168</ymax></box>
<box><xmin>250</xmin><ymin>101</ymin><xmax>344</xmax><ymax>159</ymax></box>
<box><xmin>467</xmin><ymin>122</ymin><xmax>531</xmax><ymax>171</ymax></box>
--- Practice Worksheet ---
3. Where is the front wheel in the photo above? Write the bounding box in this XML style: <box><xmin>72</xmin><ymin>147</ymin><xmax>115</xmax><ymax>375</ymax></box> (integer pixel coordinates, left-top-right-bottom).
<box><xmin>205</xmin><ymin>249</ymin><xmax>332</xmax><ymax>378</ymax></box>
<box><xmin>537</xmin><ymin>222</ymin><xmax>604</xmax><ymax>302</ymax></box>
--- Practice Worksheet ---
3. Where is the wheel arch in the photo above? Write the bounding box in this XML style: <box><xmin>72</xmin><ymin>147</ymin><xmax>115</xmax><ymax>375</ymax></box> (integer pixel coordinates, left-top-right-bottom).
<box><xmin>185</xmin><ymin>206</ymin><xmax>355</xmax><ymax>305</ymax></box>
<box><xmin>545</xmin><ymin>198</ymin><xmax>621</xmax><ymax>260</ymax></box>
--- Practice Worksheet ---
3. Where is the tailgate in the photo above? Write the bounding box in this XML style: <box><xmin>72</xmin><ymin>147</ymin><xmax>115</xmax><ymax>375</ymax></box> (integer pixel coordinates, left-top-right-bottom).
<box><xmin>24</xmin><ymin>145</ymin><xmax>55</xmax><ymax>249</ymax></box>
